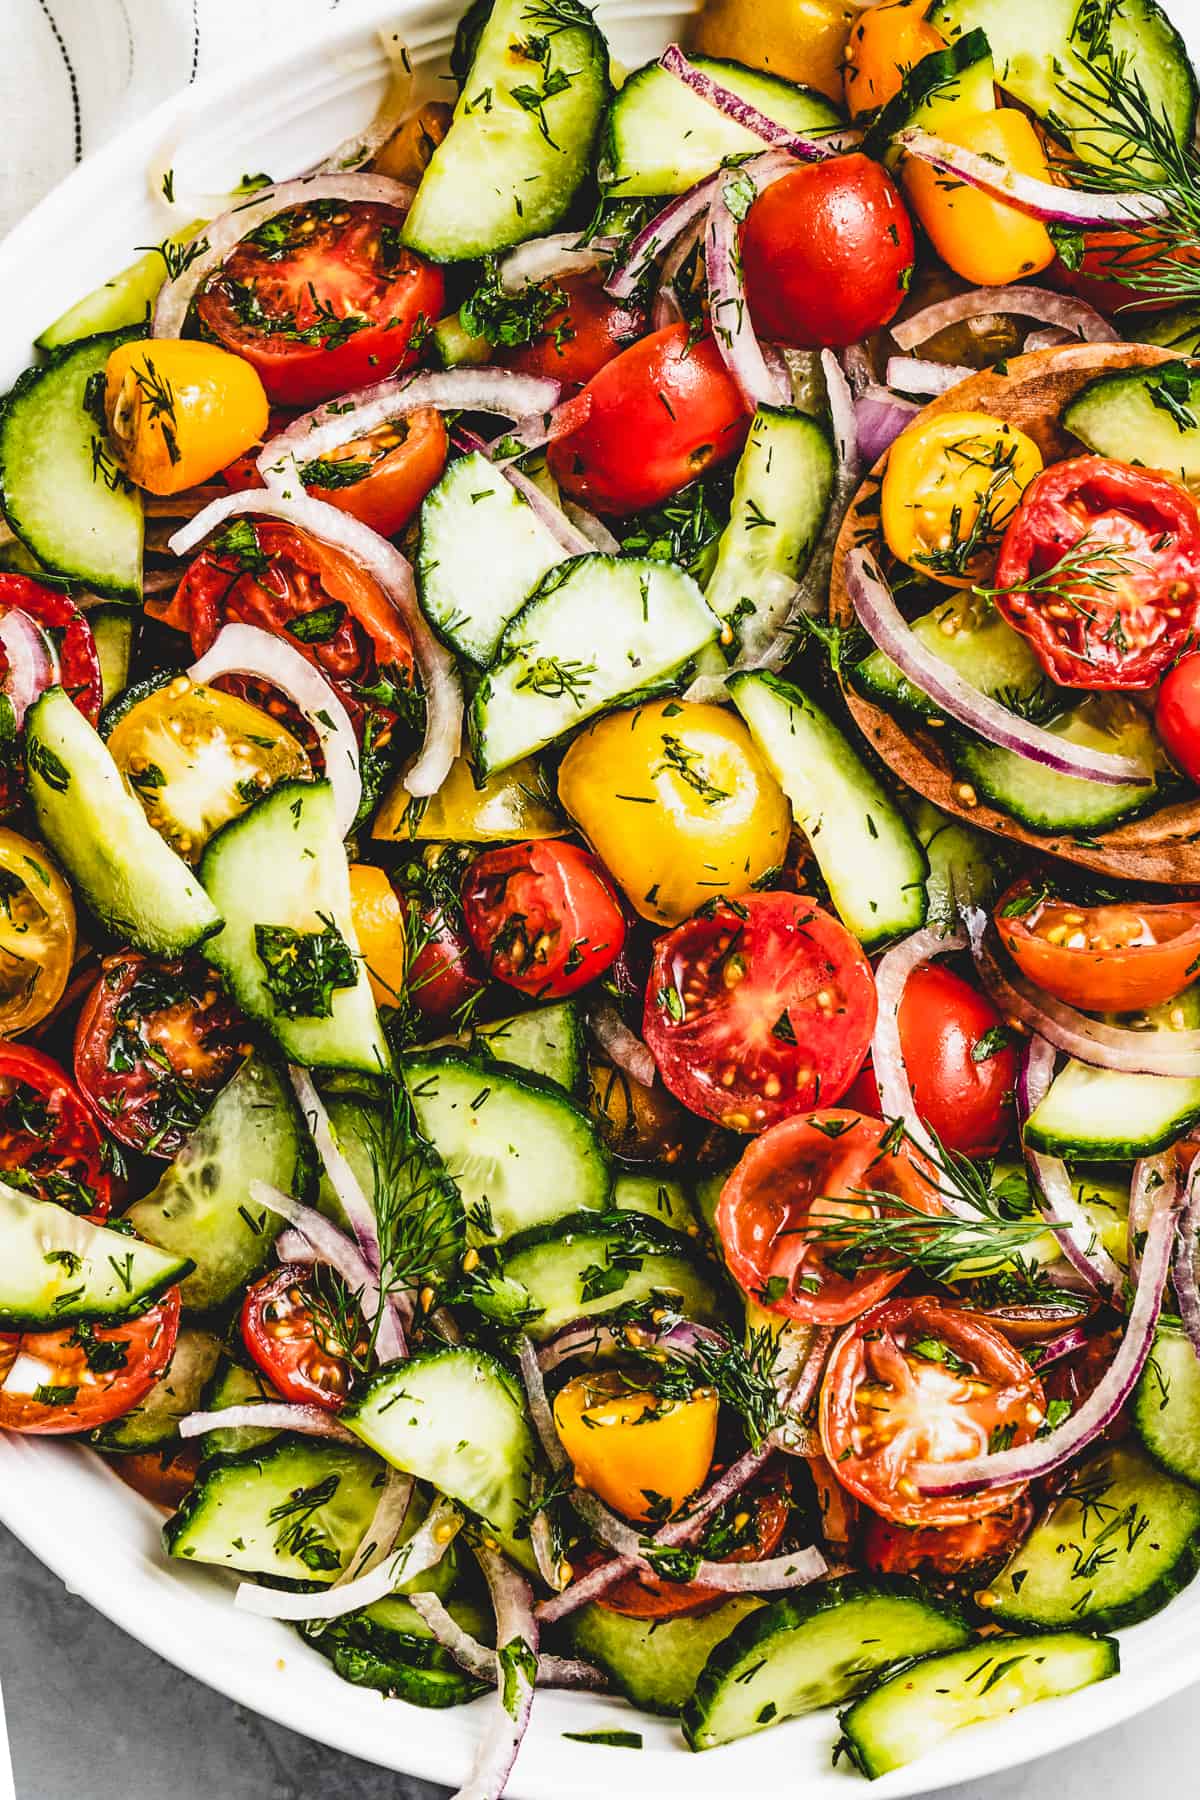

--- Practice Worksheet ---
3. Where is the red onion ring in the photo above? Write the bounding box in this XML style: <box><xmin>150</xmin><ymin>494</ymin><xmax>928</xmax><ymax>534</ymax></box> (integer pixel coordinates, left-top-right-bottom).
<box><xmin>497</xmin><ymin>232</ymin><xmax>619</xmax><ymax>294</ymax></box>
<box><xmin>660</xmin><ymin>44</ymin><xmax>859</xmax><ymax>160</ymax></box>
<box><xmin>178</xmin><ymin>1403</ymin><xmax>358</xmax><ymax>1443</ymax></box>
<box><xmin>1020</xmin><ymin>1036</ymin><xmax>1123</xmax><ymax>1296</ymax></box>
<box><xmin>561</xmin><ymin>500</ymin><xmax>620</xmax><ymax>554</ymax></box>
<box><xmin>152</xmin><ymin>172</ymin><xmax>416</xmax><ymax>339</ymax></box>
<box><xmin>235</xmin><ymin>1495</ymin><xmax>461</xmax><ymax>1622</ymax></box>
<box><xmin>1130</xmin><ymin>1152</ymin><xmax>1174</xmax><ymax>1282</ymax></box>
<box><xmin>846</xmin><ymin>549</ymin><xmax>1151</xmax><ymax>785</ymax></box>
<box><xmin>854</xmin><ymin>383</ymin><xmax>920</xmax><ymax>463</ymax></box>
<box><xmin>587</xmin><ymin>1002</ymin><xmax>657</xmax><ymax>1089</ymax></box>
<box><xmin>890</xmin><ymin>284</ymin><xmax>1118</xmax><ymax>352</ymax></box>
<box><xmin>459</xmin><ymin>1546</ymin><xmax>538</xmax><ymax>1800</ymax></box>
<box><xmin>885</xmin><ymin>354</ymin><xmax>972</xmax><ymax>394</ymax></box>
<box><xmin>606</xmin><ymin>174</ymin><xmax>722</xmax><ymax>302</ymax></box>
<box><xmin>171</xmin><ymin>490</ymin><xmax>462</xmax><ymax>800</ymax></box>
<box><xmin>871</xmin><ymin>924</ymin><xmax>968</xmax><ymax>1172</ymax></box>
<box><xmin>408</xmin><ymin>1590</ymin><xmax>606</xmax><ymax>1689</ymax></box>
<box><xmin>249</xmin><ymin>1180</ymin><xmax>405</xmax><ymax>1364</ymax></box>
<box><xmin>334</xmin><ymin>1468</ymin><xmax>415</xmax><ymax>1587</ymax></box>
<box><xmin>1172</xmin><ymin>1157</ymin><xmax>1200</xmax><ymax>1364</ymax></box>
<box><xmin>452</xmin><ymin>427</ymin><xmax>591</xmax><ymax>556</ymax></box>
<box><xmin>1031</xmin><ymin>1324</ymin><xmax>1092</xmax><ymax>1368</ymax></box>
<box><xmin>894</xmin><ymin>129</ymin><xmax>1170</xmax><ymax>230</ymax></box>
<box><xmin>705</xmin><ymin>156</ymin><xmax>795</xmax><ymax>409</ymax></box>
<box><xmin>0</xmin><ymin>610</ymin><xmax>57</xmax><ymax>728</ymax></box>
<box><xmin>915</xmin><ymin>1172</ymin><xmax>1183</xmax><ymax>1496</ymax></box>
<box><xmin>652</xmin><ymin>213</ymin><xmax>705</xmax><ymax>330</ymax></box>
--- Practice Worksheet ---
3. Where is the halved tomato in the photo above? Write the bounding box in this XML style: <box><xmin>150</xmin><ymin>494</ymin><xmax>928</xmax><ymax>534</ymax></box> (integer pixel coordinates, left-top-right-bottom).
<box><xmin>596</xmin><ymin>1471</ymin><xmax>793</xmax><ymax>1620</ymax></box>
<box><xmin>861</xmin><ymin>1495</ymin><xmax>1034</xmax><ymax>1580</ymax></box>
<box><xmin>0</xmin><ymin>1042</ymin><xmax>114</xmax><ymax>1218</ymax></box>
<box><xmin>0</xmin><ymin>1289</ymin><xmax>180</xmax><ymax>1434</ymax></box>
<box><xmin>994</xmin><ymin>874</ymin><xmax>1200</xmax><ymax>1013</ymax></box>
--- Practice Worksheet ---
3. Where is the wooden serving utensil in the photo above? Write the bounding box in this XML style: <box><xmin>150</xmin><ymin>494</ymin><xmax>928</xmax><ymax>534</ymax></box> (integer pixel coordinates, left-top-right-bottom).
<box><xmin>827</xmin><ymin>340</ymin><xmax>1200</xmax><ymax>884</ymax></box>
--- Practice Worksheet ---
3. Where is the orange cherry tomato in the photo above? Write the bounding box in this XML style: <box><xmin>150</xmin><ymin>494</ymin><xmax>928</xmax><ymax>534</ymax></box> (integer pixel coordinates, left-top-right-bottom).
<box><xmin>994</xmin><ymin>874</ymin><xmax>1200</xmax><ymax>1013</ymax></box>
<box><xmin>0</xmin><ymin>1289</ymin><xmax>181</xmax><ymax>1434</ymax></box>
<box><xmin>843</xmin><ymin>0</ymin><xmax>945</xmax><ymax>116</ymax></box>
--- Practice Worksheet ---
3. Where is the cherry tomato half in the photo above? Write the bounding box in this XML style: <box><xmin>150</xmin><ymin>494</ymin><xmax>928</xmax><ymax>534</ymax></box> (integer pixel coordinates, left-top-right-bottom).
<box><xmin>499</xmin><ymin>273</ymin><xmax>642</xmax><ymax>389</ymax></box>
<box><xmin>742</xmin><ymin>154</ymin><xmax>915</xmax><ymax>349</ymax></box>
<box><xmin>552</xmin><ymin>1367</ymin><xmax>719</xmax><ymax>1522</ymax></box>
<box><xmin>0</xmin><ymin>572</ymin><xmax>102</xmax><ymax>726</ymax></box>
<box><xmin>992</xmin><ymin>455</ymin><xmax>1200</xmax><ymax>690</ymax></box>
<box><xmin>597</xmin><ymin>1473</ymin><xmax>793</xmax><ymax>1620</ymax></box>
<box><xmin>819</xmin><ymin>1296</ymin><xmax>1047</xmax><ymax>1526</ymax></box>
<box><xmin>1052</xmin><ymin>226</ymin><xmax>1200</xmax><ymax>319</ymax></box>
<box><xmin>717</xmin><ymin>1108</ymin><xmax>941</xmax><ymax>1323</ymax></box>
<box><xmin>297</xmin><ymin>407</ymin><xmax>448</xmax><ymax>538</ymax></box>
<box><xmin>643</xmin><ymin>894</ymin><xmax>877</xmax><ymax>1133</ymax></box>
<box><xmin>994</xmin><ymin>874</ymin><xmax>1200</xmax><ymax>1013</ymax></box>
<box><xmin>861</xmin><ymin>1495</ymin><xmax>1034</xmax><ymax>1581</ymax></box>
<box><xmin>0</xmin><ymin>1042</ymin><xmax>114</xmax><ymax>1218</ymax></box>
<box><xmin>241</xmin><ymin>1264</ymin><xmax>364</xmax><ymax>1410</ymax></box>
<box><xmin>461</xmin><ymin>840</ymin><xmax>626</xmax><ymax>1000</ymax></box>
<box><xmin>74</xmin><ymin>952</ymin><xmax>248</xmax><ymax>1159</ymax></box>
<box><xmin>407</xmin><ymin>900</ymin><xmax>485</xmax><ymax>1027</ymax></box>
<box><xmin>1155</xmin><ymin>652</ymin><xmax>1200</xmax><ymax>787</ymax></box>
<box><xmin>194</xmin><ymin>200</ymin><xmax>444</xmax><ymax>408</ymax></box>
<box><xmin>547</xmin><ymin>325</ymin><xmax>750</xmax><ymax>515</ymax></box>
<box><xmin>0</xmin><ymin>1289</ymin><xmax>180</xmax><ymax>1434</ymax></box>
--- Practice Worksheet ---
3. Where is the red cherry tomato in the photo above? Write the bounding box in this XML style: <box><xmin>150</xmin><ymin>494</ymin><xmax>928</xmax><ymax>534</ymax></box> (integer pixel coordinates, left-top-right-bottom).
<box><xmin>1051</xmin><ymin>226</ymin><xmax>1200</xmax><ymax>318</ymax></box>
<box><xmin>547</xmin><ymin>325</ymin><xmax>750</xmax><ymax>515</ymax></box>
<box><xmin>992</xmin><ymin>455</ymin><xmax>1200</xmax><ymax>689</ymax></box>
<box><xmin>994</xmin><ymin>874</ymin><xmax>1200</xmax><ymax>1013</ymax></box>
<box><xmin>461</xmin><ymin>840</ymin><xmax>626</xmax><ymax>1000</ymax></box>
<box><xmin>194</xmin><ymin>200</ymin><xmax>444</xmax><ymax>408</ymax></box>
<box><xmin>861</xmin><ymin>1495</ymin><xmax>1034</xmax><ymax>1580</ymax></box>
<box><xmin>296</xmin><ymin>408</ymin><xmax>448</xmax><ymax>538</ymax></box>
<box><xmin>0</xmin><ymin>1289</ymin><xmax>180</xmax><ymax>1434</ymax></box>
<box><xmin>241</xmin><ymin>1264</ymin><xmax>362</xmax><ymax>1410</ymax></box>
<box><xmin>0</xmin><ymin>1042</ymin><xmax>114</xmax><ymax>1218</ymax></box>
<box><xmin>407</xmin><ymin>900</ymin><xmax>484</xmax><ymax>1028</ymax></box>
<box><xmin>847</xmin><ymin>964</ymin><xmax>1016</xmax><ymax>1158</ymax></box>
<box><xmin>716</xmin><ymin>1108</ymin><xmax>941</xmax><ymax>1324</ymax></box>
<box><xmin>499</xmin><ymin>273</ymin><xmax>642</xmax><ymax>389</ymax></box>
<box><xmin>741</xmin><ymin>154</ymin><xmax>915</xmax><ymax>349</ymax></box>
<box><xmin>643</xmin><ymin>893</ymin><xmax>877</xmax><ymax>1133</ymax></box>
<box><xmin>1156</xmin><ymin>652</ymin><xmax>1200</xmax><ymax>787</ymax></box>
<box><xmin>0</xmin><ymin>572</ymin><xmax>102</xmax><ymax>725</ymax></box>
<box><xmin>596</xmin><ymin>1472</ymin><xmax>792</xmax><ymax>1620</ymax></box>
<box><xmin>819</xmin><ymin>1296</ymin><xmax>1047</xmax><ymax>1526</ymax></box>
<box><xmin>74</xmin><ymin>952</ymin><xmax>247</xmax><ymax>1159</ymax></box>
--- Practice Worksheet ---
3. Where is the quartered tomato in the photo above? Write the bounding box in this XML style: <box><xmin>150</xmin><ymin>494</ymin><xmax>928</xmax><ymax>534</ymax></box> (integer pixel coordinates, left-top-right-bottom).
<box><xmin>241</xmin><ymin>1264</ymin><xmax>363</xmax><ymax>1410</ymax></box>
<box><xmin>597</xmin><ymin>1471</ymin><xmax>794</xmax><ymax>1620</ymax></box>
<box><xmin>295</xmin><ymin>407</ymin><xmax>448</xmax><ymax>537</ymax></box>
<box><xmin>0</xmin><ymin>1043</ymin><xmax>114</xmax><ymax>1218</ymax></box>
<box><xmin>644</xmin><ymin>894</ymin><xmax>877</xmax><ymax>1132</ymax></box>
<box><xmin>348</xmin><ymin>864</ymin><xmax>408</xmax><ymax>1010</ymax></box>
<box><xmin>74</xmin><ymin>952</ymin><xmax>248</xmax><ymax>1158</ymax></box>
<box><xmin>0</xmin><ymin>828</ymin><xmax>76</xmax><ymax>1036</ymax></box>
<box><xmin>717</xmin><ymin>1109</ymin><xmax>941</xmax><ymax>1323</ymax></box>
<box><xmin>547</xmin><ymin>324</ymin><xmax>750</xmax><ymax>514</ymax></box>
<box><xmin>194</xmin><ymin>200</ymin><xmax>445</xmax><ymax>407</ymax></box>
<box><xmin>994</xmin><ymin>874</ymin><xmax>1200</xmax><ymax>1013</ymax></box>
<box><xmin>499</xmin><ymin>273</ymin><xmax>642</xmax><ymax>389</ymax></box>
<box><xmin>843</xmin><ymin>0</ymin><xmax>944</xmax><ymax>115</ymax></box>
<box><xmin>861</xmin><ymin>1495</ymin><xmax>1034</xmax><ymax>1580</ymax></box>
<box><xmin>992</xmin><ymin>455</ymin><xmax>1200</xmax><ymax>689</ymax></box>
<box><xmin>461</xmin><ymin>840</ymin><xmax>626</xmax><ymax>1000</ymax></box>
<box><xmin>819</xmin><ymin>1296</ymin><xmax>1047</xmax><ymax>1526</ymax></box>
<box><xmin>552</xmin><ymin>1367</ymin><xmax>719</xmax><ymax>1522</ymax></box>
<box><xmin>0</xmin><ymin>1289</ymin><xmax>180</xmax><ymax>1434</ymax></box>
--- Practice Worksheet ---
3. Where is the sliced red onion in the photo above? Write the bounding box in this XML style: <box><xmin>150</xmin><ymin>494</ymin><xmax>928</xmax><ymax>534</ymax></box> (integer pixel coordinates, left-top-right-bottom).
<box><xmin>652</xmin><ymin>214</ymin><xmax>705</xmax><ymax>330</ymax></box>
<box><xmin>846</xmin><ymin>549</ymin><xmax>1150</xmax><ymax>785</ymax></box>
<box><xmin>529</xmin><ymin>1506</ymin><xmax>562</xmax><ymax>1592</ymax></box>
<box><xmin>312</xmin><ymin>29</ymin><xmax>415</xmax><ymax>175</ymax></box>
<box><xmin>706</xmin><ymin>158</ymin><xmax>793</xmax><ymax>410</ymax></box>
<box><xmin>235</xmin><ymin>1495</ymin><xmax>462</xmax><ymax>1622</ymax></box>
<box><xmin>276</xmin><ymin>1226</ymin><xmax>315</xmax><ymax>1265</ymax></box>
<box><xmin>1130</xmin><ymin>1153</ymin><xmax>1174</xmax><ymax>1282</ymax></box>
<box><xmin>452</xmin><ymin>427</ymin><xmax>590</xmax><ymax>556</ymax></box>
<box><xmin>0</xmin><ymin>609</ymin><xmax>57</xmax><ymax>728</ymax></box>
<box><xmin>457</xmin><ymin>1545</ymin><xmax>538</xmax><ymax>1800</ymax></box>
<box><xmin>497</xmin><ymin>232</ymin><xmax>618</xmax><ymax>294</ymax></box>
<box><xmin>172</xmin><ymin>491</ymin><xmax>461</xmax><ymax>799</ymax></box>
<box><xmin>335</xmin><ymin>1468</ymin><xmax>414</xmax><ymax>1586</ymax></box>
<box><xmin>186</xmin><ymin>622</ymin><xmax>361</xmax><ymax>838</ymax></box>
<box><xmin>840</xmin><ymin>342</ymin><xmax>875</xmax><ymax>398</ymax></box>
<box><xmin>1031</xmin><ymin>1324</ymin><xmax>1092</xmax><ymax>1368</ymax></box>
<box><xmin>771</xmin><ymin>1323</ymin><xmax>834</xmax><ymax>1454</ymax></box>
<box><xmin>854</xmin><ymin>383</ymin><xmax>920</xmax><ymax>463</ymax></box>
<box><xmin>891</xmin><ymin>284</ymin><xmax>1118</xmax><ymax>352</ymax></box>
<box><xmin>152</xmin><ymin>173</ymin><xmax>416</xmax><ymax>339</ymax></box>
<box><xmin>178</xmin><ymin>1404</ymin><xmax>357</xmax><ymax>1443</ymax></box>
<box><xmin>587</xmin><ymin>1002</ymin><xmax>657</xmax><ymax>1089</ymax></box>
<box><xmin>561</xmin><ymin>500</ymin><xmax>621</xmax><ymax>555</ymax></box>
<box><xmin>606</xmin><ymin>175</ymin><xmax>720</xmax><ymax>302</ymax></box>
<box><xmin>660</xmin><ymin>45</ymin><xmax>859</xmax><ymax>160</ymax></box>
<box><xmin>885</xmin><ymin>354</ymin><xmax>972</xmax><ymax>395</ymax></box>
<box><xmin>894</xmin><ymin>129</ymin><xmax>1169</xmax><ymax>230</ymax></box>
<box><xmin>1172</xmin><ymin>1157</ymin><xmax>1200</xmax><ymax>1363</ymax></box>
<box><xmin>1020</xmin><ymin>1036</ymin><xmax>1123</xmax><ymax>1297</ymax></box>
<box><xmin>1024</xmin><ymin>327</ymin><xmax>1076</xmax><ymax>353</ymax></box>
<box><xmin>248</xmin><ymin>1180</ymin><xmax>405</xmax><ymax>1364</ymax></box>
<box><xmin>408</xmin><ymin>1590</ymin><xmax>606</xmax><ymax>1690</ymax></box>
<box><xmin>872</xmin><ymin>924</ymin><xmax>968</xmax><ymax>1172</ymax></box>
<box><xmin>536</xmin><ymin>1316</ymin><xmax>729</xmax><ymax>1373</ymax></box>
<box><xmin>289</xmin><ymin>1066</ymin><xmax>381</xmax><ymax>1275</ymax></box>
<box><xmin>517</xmin><ymin>1334</ymin><xmax>568</xmax><ymax>1473</ymax></box>
<box><xmin>257</xmin><ymin>369</ymin><xmax>562</xmax><ymax>486</ymax></box>
<box><xmin>484</xmin><ymin>392</ymin><xmax>595</xmax><ymax>462</ymax></box>
<box><xmin>915</xmin><ymin>1174</ymin><xmax>1182</xmax><ymax>1496</ymax></box>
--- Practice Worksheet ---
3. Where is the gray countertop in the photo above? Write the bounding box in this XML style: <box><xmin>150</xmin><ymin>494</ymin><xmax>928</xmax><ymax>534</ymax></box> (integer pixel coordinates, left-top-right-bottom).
<box><xmin>2</xmin><ymin>1523</ymin><xmax>1196</xmax><ymax>1800</ymax></box>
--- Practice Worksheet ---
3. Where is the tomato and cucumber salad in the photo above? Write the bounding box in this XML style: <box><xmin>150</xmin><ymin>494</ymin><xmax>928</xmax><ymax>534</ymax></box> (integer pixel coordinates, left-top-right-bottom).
<box><xmin>5</xmin><ymin>0</ymin><xmax>1200</xmax><ymax>1786</ymax></box>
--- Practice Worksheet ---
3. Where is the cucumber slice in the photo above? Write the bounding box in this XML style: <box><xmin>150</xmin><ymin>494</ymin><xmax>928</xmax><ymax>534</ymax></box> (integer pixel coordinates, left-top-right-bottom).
<box><xmin>402</xmin><ymin>0</ymin><xmax>610</xmax><ymax>261</ymax></box>
<box><xmin>0</xmin><ymin>329</ymin><xmax>143</xmax><ymax>598</ymax></box>
<box><xmin>1135</xmin><ymin>1321</ymin><xmax>1200</xmax><ymax>1487</ymax></box>
<box><xmin>731</xmin><ymin>670</ymin><xmax>928</xmax><ymax>949</ymax></box>
<box><xmin>401</xmin><ymin>1048</ymin><xmax>610</xmax><ymax>1244</ymax></box>
<box><xmin>570</xmin><ymin>1597</ymin><xmax>762</xmax><ymax>1716</ymax></box>
<box><xmin>125</xmin><ymin>1052</ymin><xmax>313</xmax><ymax>1313</ymax></box>
<box><xmin>499</xmin><ymin>1210</ymin><xmax>729</xmax><ymax>1341</ymax></box>
<box><xmin>91</xmin><ymin>1327</ymin><xmax>222</xmax><ymax>1452</ymax></box>
<box><xmin>1063</xmin><ymin>361</ymin><xmax>1200</xmax><ymax>483</ymax></box>
<box><xmin>1139</xmin><ymin>304</ymin><xmax>1200</xmax><ymax>355</ymax></box>
<box><xmin>612</xmin><ymin>1169</ymin><xmax>696</xmax><ymax>1235</ymax></box>
<box><xmin>89</xmin><ymin>605</ymin><xmax>136</xmax><ymax>709</ymax></box>
<box><xmin>837</xmin><ymin>1631</ymin><xmax>1118</xmax><ymax>1779</ymax></box>
<box><xmin>987</xmin><ymin>1442</ymin><xmax>1200</xmax><ymax>1629</ymax></box>
<box><xmin>26</xmin><ymin>686</ymin><xmax>221</xmax><ymax>956</ymax></box>
<box><xmin>601</xmin><ymin>56</ymin><xmax>841</xmax><ymax>196</ymax></box>
<box><xmin>417</xmin><ymin>452</ymin><xmax>565</xmax><ymax>665</ymax></box>
<box><xmin>931</xmin><ymin>0</ymin><xmax>1196</xmax><ymax>170</ymax></box>
<box><xmin>705</xmin><ymin>407</ymin><xmax>835</xmax><ymax>654</ymax></box>
<box><xmin>863</xmin><ymin>30</ymin><xmax>996</xmax><ymax>156</ymax></box>
<box><xmin>344</xmin><ymin>1347</ymin><xmax>536</xmax><ymax>1568</ymax></box>
<box><xmin>199</xmin><ymin>779</ymin><xmax>390</xmax><ymax>1074</ymax></box>
<box><xmin>472</xmin><ymin>1000</ymin><xmax>585</xmax><ymax>1095</ymax></box>
<box><xmin>36</xmin><ymin>228</ymin><xmax>204</xmax><ymax>351</ymax></box>
<box><xmin>0</xmin><ymin>1181</ymin><xmax>191</xmax><ymax>1330</ymax></box>
<box><xmin>911</xmin><ymin>798</ymin><xmax>999</xmax><ymax>934</ymax></box>
<box><xmin>1025</xmin><ymin>1064</ymin><xmax>1200</xmax><ymax>1158</ymax></box>
<box><xmin>164</xmin><ymin>1436</ymin><xmax>387</xmax><ymax>1581</ymax></box>
<box><xmin>198</xmin><ymin>1355</ymin><xmax>282</xmax><ymax>1456</ymax></box>
<box><xmin>429</xmin><ymin>311</ymin><xmax>493</xmax><ymax>369</ymax></box>
<box><xmin>472</xmin><ymin>554</ymin><xmax>720</xmax><ymax>776</ymax></box>
<box><xmin>685</xmin><ymin>1575</ymin><xmax>971</xmax><ymax>1750</ymax></box>
<box><xmin>852</xmin><ymin>590</ymin><xmax>1058</xmax><ymax>729</ymax></box>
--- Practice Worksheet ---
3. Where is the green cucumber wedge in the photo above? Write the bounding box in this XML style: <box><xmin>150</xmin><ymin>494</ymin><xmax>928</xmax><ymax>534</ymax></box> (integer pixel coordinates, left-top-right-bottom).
<box><xmin>1063</xmin><ymin>360</ymin><xmax>1200</xmax><ymax>483</ymax></box>
<box><xmin>90</xmin><ymin>1327</ymin><xmax>222</xmax><ymax>1452</ymax></box>
<box><xmin>0</xmin><ymin>1181</ymin><xmax>191</xmax><ymax>1331</ymax></box>
<box><xmin>571</xmin><ymin>1598</ymin><xmax>764</xmax><ymax>1716</ymax></box>
<box><xmin>1134</xmin><ymin>1321</ymin><xmax>1200</xmax><ymax>1487</ymax></box>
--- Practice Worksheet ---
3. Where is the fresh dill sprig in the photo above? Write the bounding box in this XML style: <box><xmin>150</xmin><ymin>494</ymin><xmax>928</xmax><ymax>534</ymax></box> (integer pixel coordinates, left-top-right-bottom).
<box><xmin>973</xmin><ymin>527</ymin><xmax>1156</xmax><ymax>625</ymax></box>
<box><xmin>626</xmin><ymin>1324</ymin><xmax>785</xmax><ymax>1449</ymax></box>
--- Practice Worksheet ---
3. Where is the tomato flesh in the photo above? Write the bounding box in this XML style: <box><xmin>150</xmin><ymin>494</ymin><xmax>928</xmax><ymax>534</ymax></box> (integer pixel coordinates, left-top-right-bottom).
<box><xmin>643</xmin><ymin>894</ymin><xmax>877</xmax><ymax>1132</ymax></box>
<box><xmin>0</xmin><ymin>1289</ymin><xmax>180</xmax><ymax>1434</ymax></box>
<box><xmin>297</xmin><ymin>407</ymin><xmax>448</xmax><ymax>538</ymax></box>
<box><xmin>241</xmin><ymin>1264</ymin><xmax>362</xmax><ymax>1410</ymax></box>
<box><xmin>861</xmin><ymin>1495</ymin><xmax>1034</xmax><ymax>1580</ymax></box>
<box><xmin>994</xmin><ymin>874</ymin><xmax>1200</xmax><ymax>1013</ymax></box>
<box><xmin>596</xmin><ymin>1474</ymin><xmax>793</xmax><ymax>1620</ymax></box>
<box><xmin>0</xmin><ymin>1042</ymin><xmax>113</xmax><ymax>1218</ymax></box>
<box><xmin>499</xmin><ymin>273</ymin><xmax>642</xmax><ymax>389</ymax></box>
<box><xmin>1155</xmin><ymin>653</ymin><xmax>1200</xmax><ymax>787</ymax></box>
<box><xmin>461</xmin><ymin>840</ymin><xmax>626</xmax><ymax>1000</ymax></box>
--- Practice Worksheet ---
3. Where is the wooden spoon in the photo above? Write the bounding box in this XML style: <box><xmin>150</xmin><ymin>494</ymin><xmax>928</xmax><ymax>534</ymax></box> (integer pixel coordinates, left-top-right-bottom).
<box><xmin>827</xmin><ymin>341</ymin><xmax>1200</xmax><ymax>884</ymax></box>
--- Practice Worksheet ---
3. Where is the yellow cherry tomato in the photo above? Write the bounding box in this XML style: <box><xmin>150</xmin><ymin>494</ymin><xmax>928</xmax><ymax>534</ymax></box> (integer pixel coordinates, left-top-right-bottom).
<box><xmin>104</xmin><ymin>338</ymin><xmax>268</xmax><ymax>495</ymax></box>
<box><xmin>0</xmin><ymin>829</ymin><xmax>76</xmax><ymax>1034</ymax></box>
<box><xmin>881</xmin><ymin>410</ymin><xmax>1044</xmax><ymax>584</ymax></box>
<box><xmin>106</xmin><ymin>675</ymin><xmax>310</xmax><ymax>862</ymax></box>
<box><xmin>349</xmin><ymin>864</ymin><xmax>408</xmax><ymax>1009</ymax></box>
<box><xmin>903</xmin><ymin>110</ymin><xmax>1056</xmax><ymax>287</ymax></box>
<box><xmin>694</xmin><ymin>0</ymin><xmax>856</xmax><ymax>101</ymax></box>
<box><xmin>372</xmin><ymin>751</ymin><xmax>563</xmax><ymax>844</ymax></box>
<box><xmin>843</xmin><ymin>0</ymin><xmax>945</xmax><ymax>117</ymax></box>
<box><xmin>557</xmin><ymin>699</ymin><xmax>790</xmax><ymax>925</ymax></box>
<box><xmin>552</xmin><ymin>1369</ymin><xmax>719</xmax><ymax>1522</ymax></box>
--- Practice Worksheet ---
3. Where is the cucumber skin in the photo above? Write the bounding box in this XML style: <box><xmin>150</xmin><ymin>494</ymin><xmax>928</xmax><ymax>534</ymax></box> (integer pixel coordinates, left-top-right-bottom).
<box><xmin>1134</xmin><ymin>1324</ymin><xmax>1200</xmax><ymax>1488</ymax></box>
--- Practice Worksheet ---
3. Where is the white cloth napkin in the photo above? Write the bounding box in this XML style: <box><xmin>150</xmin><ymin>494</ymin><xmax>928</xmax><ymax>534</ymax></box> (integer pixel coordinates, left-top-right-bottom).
<box><xmin>0</xmin><ymin>0</ymin><xmax>355</xmax><ymax>241</ymax></box>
